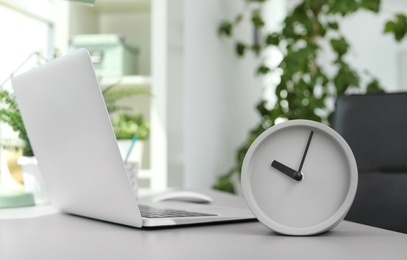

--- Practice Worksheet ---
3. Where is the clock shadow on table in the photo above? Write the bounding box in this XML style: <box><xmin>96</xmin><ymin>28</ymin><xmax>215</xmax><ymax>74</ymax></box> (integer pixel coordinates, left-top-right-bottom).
<box><xmin>260</xmin><ymin>229</ymin><xmax>376</xmax><ymax>239</ymax></box>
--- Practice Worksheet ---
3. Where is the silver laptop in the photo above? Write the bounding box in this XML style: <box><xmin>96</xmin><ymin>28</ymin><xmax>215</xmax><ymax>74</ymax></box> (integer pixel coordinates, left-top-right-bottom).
<box><xmin>11</xmin><ymin>49</ymin><xmax>254</xmax><ymax>227</ymax></box>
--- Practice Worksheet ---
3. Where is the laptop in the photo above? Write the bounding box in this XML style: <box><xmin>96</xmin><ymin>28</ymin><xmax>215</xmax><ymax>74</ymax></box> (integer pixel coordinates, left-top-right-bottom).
<box><xmin>11</xmin><ymin>49</ymin><xmax>254</xmax><ymax>227</ymax></box>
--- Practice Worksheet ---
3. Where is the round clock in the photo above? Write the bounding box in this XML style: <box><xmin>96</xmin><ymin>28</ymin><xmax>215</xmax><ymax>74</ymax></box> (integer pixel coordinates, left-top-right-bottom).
<box><xmin>241</xmin><ymin>120</ymin><xmax>358</xmax><ymax>236</ymax></box>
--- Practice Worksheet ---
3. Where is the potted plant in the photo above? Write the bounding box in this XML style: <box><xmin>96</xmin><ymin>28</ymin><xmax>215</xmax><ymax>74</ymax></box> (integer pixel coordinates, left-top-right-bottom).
<box><xmin>0</xmin><ymin>90</ymin><xmax>32</xmax><ymax>156</ymax></box>
<box><xmin>0</xmin><ymin>89</ymin><xmax>49</xmax><ymax>204</ymax></box>
<box><xmin>101</xmin><ymin>80</ymin><xmax>151</xmax><ymax>114</ymax></box>
<box><xmin>214</xmin><ymin>0</ymin><xmax>407</xmax><ymax>193</ymax></box>
<box><xmin>112</xmin><ymin>113</ymin><xmax>149</xmax><ymax>168</ymax></box>
<box><xmin>102</xmin><ymin>80</ymin><xmax>151</xmax><ymax>168</ymax></box>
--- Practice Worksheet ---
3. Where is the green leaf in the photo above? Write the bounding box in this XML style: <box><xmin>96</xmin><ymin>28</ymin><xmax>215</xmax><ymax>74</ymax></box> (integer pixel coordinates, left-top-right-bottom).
<box><xmin>333</xmin><ymin>64</ymin><xmax>360</xmax><ymax>94</ymax></box>
<box><xmin>360</xmin><ymin>0</ymin><xmax>380</xmax><ymax>13</ymax></box>
<box><xmin>235</xmin><ymin>14</ymin><xmax>243</xmax><ymax>24</ymax></box>
<box><xmin>112</xmin><ymin>113</ymin><xmax>150</xmax><ymax>140</ymax></box>
<box><xmin>251</xmin><ymin>44</ymin><xmax>262</xmax><ymax>56</ymax></box>
<box><xmin>328</xmin><ymin>0</ymin><xmax>359</xmax><ymax>16</ymax></box>
<box><xmin>330</xmin><ymin>37</ymin><xmax>349</xmax><ymax>58</ymax></box>
<box><xmin>265</xmin><ymin>33</ymin><xmax>280</xmax><ymax>46</ymax></box>
<box><xmin>235</xmin><ymin>42</ymin><xmax>246</xmax><ymax>56</ymax></box>
<box><xmin>251</xmin><ymin>9</ymin><xmax>265</xmax><ymax>28</ymax></box>
<box><xmin>102</xmin><ymin>86</ymin><xmax>151</xmax><ymax>114</ymax></box>
<box><xmin>384</xmin><ymin>14</ymin><xmax>407</xmax><ymax>42</ymax></box>
<box><xmin>283</xmin><ymin>46</ymin><xmax>316</xmax><ymax>75</ymax></box>
<box><xmin>212</xmin><ymin>169</ymin><xmax>236</xmax><ymax>194</ymax></box>
<box><xmin>256</xmin><ymin>100</ymin><xmax>270</xmax><ymax>117</ymax></box>
<box><xmin>218</xmin><ymin>21</ymin><xmax>233</xmax><ymax>37</ymax></box>
<box><xmin>366</xmin><ymin>79</ymin><xmax>383</xmax><ymax>92</ymax></box>
<box><xmin>384</xmin><ymin>21</ymin><xmax>396</xmax><ymax>34</ymax></box>
<box><xmin>327</xmin><ymin>22</ymin><xmax>339</xmax><ymax>31</ymax></box>
<box><xmin>0</xmin><ymin>90</ymin><xmax>32</xmax><ymax>156</ymax></box>
<box><xmin>256</xmin><ymin>65</ymin><xmax>271</xmax><ymax>75</ymax></box>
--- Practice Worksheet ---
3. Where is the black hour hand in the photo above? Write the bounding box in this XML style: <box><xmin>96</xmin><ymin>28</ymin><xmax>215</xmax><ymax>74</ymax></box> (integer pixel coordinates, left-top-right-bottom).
<box><xmin>271</xmin><ymin>160</ymin><xmax>303</xmax><ymax>181</ymax></box>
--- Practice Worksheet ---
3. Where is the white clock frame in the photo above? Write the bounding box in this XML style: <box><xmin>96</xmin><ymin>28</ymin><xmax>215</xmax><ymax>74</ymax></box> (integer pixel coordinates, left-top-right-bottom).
<box><xmin>241</xmin><ymin>120</ymin><xmax>358</xmax><ymax>236</ymax></box>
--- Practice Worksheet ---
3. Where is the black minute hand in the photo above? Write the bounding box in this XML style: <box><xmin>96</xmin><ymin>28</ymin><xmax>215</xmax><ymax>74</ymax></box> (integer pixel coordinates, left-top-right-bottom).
<box><xmin>271</xmin><ymin>160</ymin><xmax>303</xmax><ymax>181</ymax></box>
<box><xmin>298</xmin><ymin>130</ymin><xmax>314</xmax><ymax>173</ymax></box>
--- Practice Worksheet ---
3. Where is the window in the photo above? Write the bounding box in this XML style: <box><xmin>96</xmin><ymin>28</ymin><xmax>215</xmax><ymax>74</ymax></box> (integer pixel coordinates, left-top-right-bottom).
<box><xmin>0</xmin><ymin>2</ymin><xmax>54</xmax><ymax>88</ymax></box>
<box><xmin>0</xmin><ymin>1</ymin><xmax>55</xmax><ymax>178</ymax></box>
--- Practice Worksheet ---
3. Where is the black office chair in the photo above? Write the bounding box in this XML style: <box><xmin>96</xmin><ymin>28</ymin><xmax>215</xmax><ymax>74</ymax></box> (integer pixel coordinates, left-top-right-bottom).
<box><xmin>332</xmin><ymin>92</ymin><xmax>407</xmax><ymax>233</ymax></box>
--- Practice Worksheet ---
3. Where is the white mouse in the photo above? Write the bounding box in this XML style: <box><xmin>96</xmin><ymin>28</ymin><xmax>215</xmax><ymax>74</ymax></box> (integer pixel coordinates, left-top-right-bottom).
<box><xmin>153</xmin><ymin>191</ymin><xmax>213</xmax><ymax>204</ymax></box>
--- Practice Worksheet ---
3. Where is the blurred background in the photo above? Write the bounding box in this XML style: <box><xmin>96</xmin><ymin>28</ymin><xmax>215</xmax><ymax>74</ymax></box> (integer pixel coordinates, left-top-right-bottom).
<box><xmin>0</xmin><ymin>0</ymin><xmax>406</xmax><ymax>196</ymax></box>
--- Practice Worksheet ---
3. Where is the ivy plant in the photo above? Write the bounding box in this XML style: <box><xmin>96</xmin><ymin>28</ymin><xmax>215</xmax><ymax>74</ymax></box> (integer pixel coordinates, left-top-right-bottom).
<box><xmin>214</xmin><ymin>0</ymin><xmax>407</xmax><ymax>193</ymax></box>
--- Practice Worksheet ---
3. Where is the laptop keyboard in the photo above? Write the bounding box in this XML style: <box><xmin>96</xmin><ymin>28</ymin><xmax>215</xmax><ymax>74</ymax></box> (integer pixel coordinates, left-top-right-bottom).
<box><xmin>139</xmin><ymin>205</ymin><xmax>217</xmax><ymax>218</ymax></box>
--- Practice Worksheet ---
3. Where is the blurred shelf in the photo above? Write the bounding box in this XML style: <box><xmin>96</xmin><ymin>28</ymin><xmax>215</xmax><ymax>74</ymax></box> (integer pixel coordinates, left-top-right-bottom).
<box><xmin>93</xmin><ymin>0</ymin><xmax>150</xmax><ymax>13</ymax></box>
<box><xmin>100</xmin><ymin>75</ymin><xmax>152</xmax><ymax>88</ymax></box>
<box><xmin>65</xmin><ymin>0</ymin><xmax>167</xmax><ymax>192</ymax></box>
<box><xmin>138</xmin><ymin>169</ymin><xmax>151</xmax><ymax>179</ymax></box>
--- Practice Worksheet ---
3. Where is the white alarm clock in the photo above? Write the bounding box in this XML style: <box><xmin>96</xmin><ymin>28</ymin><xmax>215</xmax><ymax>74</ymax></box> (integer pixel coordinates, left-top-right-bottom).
<box><xmin>241</xmin><ymin>120</ymin><xmax>358</xmax><ymax>236</ymax></box>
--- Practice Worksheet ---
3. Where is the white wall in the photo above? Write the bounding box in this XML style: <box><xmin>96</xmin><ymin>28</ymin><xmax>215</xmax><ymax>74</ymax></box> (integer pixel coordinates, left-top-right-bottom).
<box><xmin>340</xmin><ymin>0</ymin><xmax>407</xmax><ymax>92</ymax></box>
<box><xmin>166</xmin><ymin>0</ymin><xmax>185</xmax><ymax>187</ymax></box>
<box><xmin>183</xmin><ymin>0</ymin><xmax>263</xmax><ymax>189</ymax></box>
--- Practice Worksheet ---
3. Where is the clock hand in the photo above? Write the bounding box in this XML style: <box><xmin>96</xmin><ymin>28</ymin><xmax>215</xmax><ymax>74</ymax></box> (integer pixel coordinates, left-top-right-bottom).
<box><xmin>271</xmin><ymin>160</ymin><xmax>303</xmax><ymax>181</ymax></box>
<box><xmin>298</xmin><ymin>130</ymin><xmax>314</xmax><ymax>173</ymax></box>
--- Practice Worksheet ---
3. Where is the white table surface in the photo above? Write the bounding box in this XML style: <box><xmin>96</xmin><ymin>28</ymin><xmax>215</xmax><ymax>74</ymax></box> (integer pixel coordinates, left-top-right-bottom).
<box><xmin>1</xmin><ymin>195</ymin><xmax>407</xmax><ymax>260</ymax></box>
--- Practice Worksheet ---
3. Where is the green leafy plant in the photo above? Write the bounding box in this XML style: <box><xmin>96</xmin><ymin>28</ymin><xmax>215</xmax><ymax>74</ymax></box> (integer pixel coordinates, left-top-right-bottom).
<box><xmin>214</xmin><ymin>0</ymin><xmax>407</xmax><ymax>193</ymax></box>
<box><xmin>102</xmin><ymin>81</ymin><xmax>151</xmax><ymax>114</ymax></box>
<box><xmin>0</xmin><ymin>90</ymin><xmax>32</xmax><ymax>156</ymax></box>
<box><xmin>112</xmin><ymin>113</ymin><xmax>149</xmax><ymax>140</ymax></box>
<box><xmin>103</xmin><ymin>81</ymin><xmax>151</xmax><ymax>141</ymax></box>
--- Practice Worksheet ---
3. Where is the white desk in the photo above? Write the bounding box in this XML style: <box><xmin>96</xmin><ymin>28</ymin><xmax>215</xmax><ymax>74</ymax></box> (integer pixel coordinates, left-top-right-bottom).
<box><xmin>1</xmin><ymin>196</ymin><xmax>407</xmax><ymax>260</ymax></box>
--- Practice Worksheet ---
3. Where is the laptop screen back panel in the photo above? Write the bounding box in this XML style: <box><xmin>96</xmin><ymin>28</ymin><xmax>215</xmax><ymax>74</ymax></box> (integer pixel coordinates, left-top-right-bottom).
<box><xmin>12</xmin><ymin>49</ymin><xmax>142</xmax><ymax>227</ymax></box>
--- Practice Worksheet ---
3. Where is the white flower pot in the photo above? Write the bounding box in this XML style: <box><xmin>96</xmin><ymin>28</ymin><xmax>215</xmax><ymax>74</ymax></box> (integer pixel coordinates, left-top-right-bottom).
<box><xmin>17</xmin><ymin>156</ymin><xmax>50</xmax><ymax>205</ymax></box>
<box><xmin>117</xmin><ymin>140</ymin><xmax>144</xmax><ymax>167</ymax></box>
<box><xmin>117</xmin><ymin>140</ymin><xmax>142</xmax><ymax>198</ymax></box>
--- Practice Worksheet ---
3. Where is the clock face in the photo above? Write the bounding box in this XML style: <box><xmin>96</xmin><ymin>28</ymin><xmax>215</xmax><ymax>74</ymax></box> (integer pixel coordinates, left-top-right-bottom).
<box><xmin>241</xmin><ymin>120</ymin><xmax>358</xmax><ymax>236</ymax></box>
